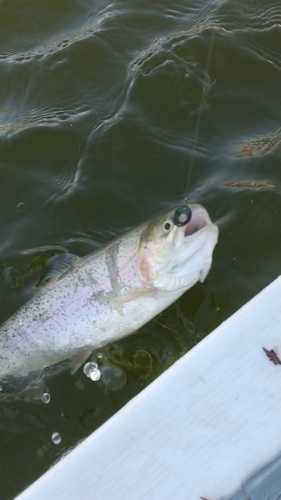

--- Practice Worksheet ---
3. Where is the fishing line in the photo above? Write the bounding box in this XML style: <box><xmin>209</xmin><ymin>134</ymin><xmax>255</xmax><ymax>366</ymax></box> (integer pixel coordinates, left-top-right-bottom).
<box><xmin>184</xmin><ymin>28</ymin><xmax>215</xmax><ymax>198</ymax></box>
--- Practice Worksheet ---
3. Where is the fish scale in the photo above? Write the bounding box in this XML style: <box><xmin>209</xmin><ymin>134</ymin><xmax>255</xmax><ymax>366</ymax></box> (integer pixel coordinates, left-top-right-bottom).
<box><xmin>0</xmin><ymin>204</ymin><xmax>218</xmax><ymax>382</ymax></box>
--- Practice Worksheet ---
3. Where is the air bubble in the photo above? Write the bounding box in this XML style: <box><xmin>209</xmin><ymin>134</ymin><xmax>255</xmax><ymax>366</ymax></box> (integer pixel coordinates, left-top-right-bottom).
<box><xmin>101</xmin><ymin>364</ymin><xmax>127</xmax><ymax>391</ymax></box>
<box><xmin>51</xmin><ymin>432</ymin><xmax>62</xmax><ymax>445</ymax></box>
<box><xmin>41</xmin><ymin>393</ymin><xmax>51</xmax><ymax>404</ymax></box>
<box><xmin>17</xmin><ymin>202</ymin><xmax>25</xmax><ymax>210</ymax></box>
<box><xmin>83</xmin><ymin>362</ymin><xmax>101</xmax><ymax>381</ymax></box>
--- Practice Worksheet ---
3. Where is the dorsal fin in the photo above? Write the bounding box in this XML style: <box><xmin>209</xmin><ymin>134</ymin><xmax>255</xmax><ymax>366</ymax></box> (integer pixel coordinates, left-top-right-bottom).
<box><xmin>37</xmin><ymin>253</ymin><xmax>78</xmax><ymax>287</ymax></box>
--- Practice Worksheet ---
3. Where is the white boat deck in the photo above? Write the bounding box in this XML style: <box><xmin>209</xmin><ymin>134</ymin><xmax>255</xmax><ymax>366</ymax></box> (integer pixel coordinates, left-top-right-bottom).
<box><xmin>17</xmin><ymin>276</ymin><xmax>281</xmax><ymax>500</ymax></box>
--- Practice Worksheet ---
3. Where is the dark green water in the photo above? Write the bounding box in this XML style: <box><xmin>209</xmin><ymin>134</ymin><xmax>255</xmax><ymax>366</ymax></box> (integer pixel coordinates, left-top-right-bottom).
<box><xmin>0</xmin><ymin>0</ymin><xmax>280</xmax><ymax>497</ymax></box>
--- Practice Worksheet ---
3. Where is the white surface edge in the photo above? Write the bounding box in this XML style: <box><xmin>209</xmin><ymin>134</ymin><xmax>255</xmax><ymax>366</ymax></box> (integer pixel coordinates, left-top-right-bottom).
<box><xmin>17</xmin><ymin>276</ymin><xmax>281</xmax><ymax>500</ymax></box>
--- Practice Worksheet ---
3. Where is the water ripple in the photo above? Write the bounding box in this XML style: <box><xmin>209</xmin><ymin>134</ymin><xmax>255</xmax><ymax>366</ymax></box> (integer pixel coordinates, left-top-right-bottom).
<box><xmin>129</xmin><ymin>2</ymin><xmax>281</xmax><ymax>75</ymax></box>
<box><xmin>0</xmin><ymin>105</ymin><xmax>89</xmax><ymax>136</ymax></box>
<box><xmin>218</xmin><ymin>3</ymin><xmax>281</xmax><ymax>33</ymax></box>
<box><xmin>129</xmin><ymin>22</ymin><xmax>216</xmax><ymax>75</ymax></box>
<box><xmin>0</xmin><ymin>11</ymin><xmax>113</xmax><ymax>64</ymax></box>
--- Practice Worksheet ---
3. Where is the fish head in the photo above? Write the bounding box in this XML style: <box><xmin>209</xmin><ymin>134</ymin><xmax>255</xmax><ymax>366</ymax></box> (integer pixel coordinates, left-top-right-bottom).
<box><xmin>138</xmin><ymin>203</ymin><xmax>219</xmax><ymax>292</ymax></box>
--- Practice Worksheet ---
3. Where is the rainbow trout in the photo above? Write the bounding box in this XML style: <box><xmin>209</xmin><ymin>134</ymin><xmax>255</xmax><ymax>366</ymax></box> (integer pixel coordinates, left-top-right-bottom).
<box><xmin>0</xmin><ymin>203</ymin><xmax>218</xmax><ymax>380</ymax></box>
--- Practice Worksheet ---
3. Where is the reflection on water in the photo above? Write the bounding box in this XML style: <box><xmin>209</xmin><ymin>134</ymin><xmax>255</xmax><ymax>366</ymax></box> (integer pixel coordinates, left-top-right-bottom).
<box><xmin>0</xmin><ymin>0</ymin><xmax>280</xmax><ymax>497</ymax></box>
<box><xmin>0</xmin><ymin>11</ymin><xmax>113</xmax><ymax>64</ymax></box>
<box><xmin>0</xmin><ymin>105</ymin><xmax>90</xmax><ymax>136</ymax></box>
<box><xmin>235</xmin><ymin>127</ymin><xmax>281</xmax><ymax>157</ymax></box>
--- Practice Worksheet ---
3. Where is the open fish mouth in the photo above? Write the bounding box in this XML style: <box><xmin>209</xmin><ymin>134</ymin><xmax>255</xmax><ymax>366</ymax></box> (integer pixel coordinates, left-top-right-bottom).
<box><xmin>184</xmin><ymin>217</ymin><xmax>208</xmax><ymax>236</ymax></box>
<box><xmin>183</xmin><ymin>205</ymin><xmax>212</xmax><ymax>237</ymax></box>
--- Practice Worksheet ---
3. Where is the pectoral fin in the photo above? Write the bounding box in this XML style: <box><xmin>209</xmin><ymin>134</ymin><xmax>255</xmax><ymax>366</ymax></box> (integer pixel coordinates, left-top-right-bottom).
<box><xmin>113</xmin><ymin>288</ymin><xmax>154</xmax><ymax>305</ymax></box>
<box><xmin>69</xmin><ymin>347</ymin><xmax>94</xmax><ymax>375</ymax></box>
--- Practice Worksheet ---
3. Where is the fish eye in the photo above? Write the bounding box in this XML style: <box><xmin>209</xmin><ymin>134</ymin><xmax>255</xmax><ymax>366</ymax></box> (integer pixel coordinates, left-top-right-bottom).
<box><xmin>173</xmin><ymin>205</ymin><xmax>192</xmax><ymax>227</ymax></box>
<box><xmin>162</xmin><ymin>219</ymin><xmax>174</xmax><ymax>233</ymax></box>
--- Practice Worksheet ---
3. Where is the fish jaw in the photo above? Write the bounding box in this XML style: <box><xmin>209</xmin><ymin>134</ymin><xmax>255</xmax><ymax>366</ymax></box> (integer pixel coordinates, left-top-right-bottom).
<box><xmin>137</xmin><ymin>204</ymin><xmax>219</xmax><ymax>292</ymax></box>
<box><xmin>151</xmin><ymin>224</ymin><xmax>218</xmax><ymax>292</ymax></box>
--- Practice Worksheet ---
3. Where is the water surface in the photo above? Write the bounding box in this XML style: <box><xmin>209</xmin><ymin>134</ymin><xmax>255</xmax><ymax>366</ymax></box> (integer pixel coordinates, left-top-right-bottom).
<box><xmin>0</xmin><ymin>0</ymin><xmax>280</xmax><ymax>497</ymax></box>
